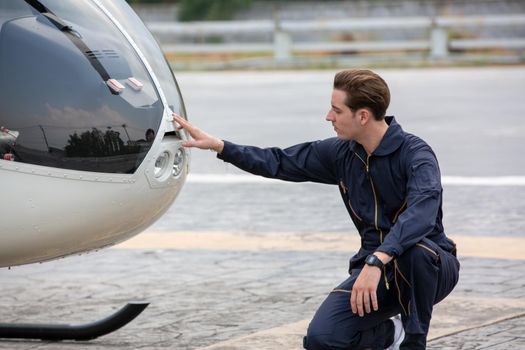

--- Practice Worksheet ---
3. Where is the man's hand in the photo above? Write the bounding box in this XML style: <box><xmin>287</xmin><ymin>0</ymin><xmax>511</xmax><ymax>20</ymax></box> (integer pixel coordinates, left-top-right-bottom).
<box><xmin>173</xmin><ymin>113</ymin><xmax>224</xmax><ymax>153</ymax></box>
<box><xmin>350</xmin><ymin>252</ymin><xmax>392</xmax><ymax>316</ymax></box>
<box><xmin>350</xmin><ymin>264</ymin><xmax>382</xmax><ymax>317</ymax></box>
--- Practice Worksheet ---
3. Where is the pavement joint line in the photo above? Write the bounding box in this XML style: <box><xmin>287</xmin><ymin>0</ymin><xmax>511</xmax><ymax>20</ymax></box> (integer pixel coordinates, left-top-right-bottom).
<box><xmin>427</xmin><ymin>311</ymin><xmax>525</xmax><ymax>343</ymax></box>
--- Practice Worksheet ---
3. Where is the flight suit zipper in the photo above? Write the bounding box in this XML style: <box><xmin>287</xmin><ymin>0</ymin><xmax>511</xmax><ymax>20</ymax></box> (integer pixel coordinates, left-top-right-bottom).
<box><xmin>339</xmin><ymin>181</ymin><xmax>363</xmax><ymax>222</ymax></box>
<box><xmin>366</xmin><ymin>155</ymin><xmax>383</xmax><ymax>243</ymax></box>
<box><xmin>393</xmin><ymin>200</ymin><xmax>407</xmax><ymax>223</ymax></box>
<box><xmin>355</xmin><ymin>153</ymin><xmax>383</xmax><ymax>242</ymax></box>
<box><xmin>355</xmin><ymin>152</ymin><xmax>389</xmax><ymax>290</ymax></box>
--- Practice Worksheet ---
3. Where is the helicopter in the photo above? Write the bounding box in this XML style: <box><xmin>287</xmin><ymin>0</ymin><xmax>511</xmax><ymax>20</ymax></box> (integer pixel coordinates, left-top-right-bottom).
<box><xmin>0</xmin><ymin>0</ymin><xmax>189</xmax><ymax>341</ymax></box>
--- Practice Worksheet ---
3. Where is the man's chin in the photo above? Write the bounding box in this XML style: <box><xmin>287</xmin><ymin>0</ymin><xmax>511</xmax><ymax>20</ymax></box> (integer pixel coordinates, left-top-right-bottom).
<box><xmin>336</xmin><ymin>134</ymin><xmax>351</xmax><ymax>141</ymax></box>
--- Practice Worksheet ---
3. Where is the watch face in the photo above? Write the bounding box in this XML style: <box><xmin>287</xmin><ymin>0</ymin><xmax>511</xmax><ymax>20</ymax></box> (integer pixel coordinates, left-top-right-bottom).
<box><xmin>366</xmin><ymin>255</ymin><xmax>381</xmax><ymax>268</ymax></box>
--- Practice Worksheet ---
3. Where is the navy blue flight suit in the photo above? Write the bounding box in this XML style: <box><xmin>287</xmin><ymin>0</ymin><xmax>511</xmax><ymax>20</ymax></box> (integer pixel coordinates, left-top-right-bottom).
<box><xmin>217</xmin><ymin>117</ymin><xmax>460</xmax><ymax>349</ymax></box>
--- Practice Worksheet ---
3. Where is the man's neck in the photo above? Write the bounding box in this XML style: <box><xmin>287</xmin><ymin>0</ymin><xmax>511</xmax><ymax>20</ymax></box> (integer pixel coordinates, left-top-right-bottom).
<box><xmin>359</xmin><ymin>119</ymin><xmax>389</xmax><ymax>156</ymax></box>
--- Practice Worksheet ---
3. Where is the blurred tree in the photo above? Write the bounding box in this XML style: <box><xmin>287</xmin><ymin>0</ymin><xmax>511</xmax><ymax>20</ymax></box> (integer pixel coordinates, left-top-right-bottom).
<box><xmin>125</xmin><ymin>0</ymin><xmax>173</xmax><ymax>4</ymax></box>
<box><xmin>124</xmin><ymin>0</ymin><xmax>253</xmax><ymax>21</ymax></box>
<box><xmin>178</xmin><ymin>0</ymin><xmax>253</xmax><ymax>21</ymax></box>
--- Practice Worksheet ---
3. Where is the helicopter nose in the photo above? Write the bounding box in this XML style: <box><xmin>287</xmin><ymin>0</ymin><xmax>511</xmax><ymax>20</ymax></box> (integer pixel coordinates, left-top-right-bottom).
<box><xmin>146</xmin><ymin>136</ymin><xmax>188</xmax><ymax>189</ymax></box>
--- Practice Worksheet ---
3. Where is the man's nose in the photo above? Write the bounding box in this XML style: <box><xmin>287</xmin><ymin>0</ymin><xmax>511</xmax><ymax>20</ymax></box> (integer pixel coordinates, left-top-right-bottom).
<box><xmin>325</xmin><ymin>110</ymin><xmax>334</xmax><ymax>121</ymax></box>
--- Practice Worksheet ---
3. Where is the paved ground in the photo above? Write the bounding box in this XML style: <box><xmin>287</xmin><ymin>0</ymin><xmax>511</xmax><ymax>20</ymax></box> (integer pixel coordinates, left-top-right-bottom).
<box><xmin>1</xmin><ymin>68</ymin><xmax>524</xmax><ymax>349</ymax></box>
<box><xmin>0</xmin><ymin>234</ymin><xmax>524</xmax><ymax>349</ymax></box>
<box><xmin>427</xmin><ymin>315</ymin><xmax>525</xmax><ymax>349</ymax></box>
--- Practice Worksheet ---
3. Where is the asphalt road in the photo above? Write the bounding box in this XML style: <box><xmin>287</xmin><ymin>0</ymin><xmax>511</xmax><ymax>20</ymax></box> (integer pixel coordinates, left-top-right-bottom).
<box><xmin>176</xmin><ymin>68</ymin><xmax>525</xmax><ymax>176</ymax></box>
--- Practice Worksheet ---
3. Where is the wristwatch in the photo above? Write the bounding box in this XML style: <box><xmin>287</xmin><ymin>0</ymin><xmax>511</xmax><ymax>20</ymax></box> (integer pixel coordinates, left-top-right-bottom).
<box><xmin>365</xmin><ymin>254</ymin><xmax>384</xmax><ymax>270</ymax></box>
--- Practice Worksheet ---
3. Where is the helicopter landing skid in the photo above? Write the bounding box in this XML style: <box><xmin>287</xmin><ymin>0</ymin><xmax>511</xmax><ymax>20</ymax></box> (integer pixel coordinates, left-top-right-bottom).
<box><xmin>0</xmin><ymin>301</ymin><xmax>149</xmax><ymax>341</ymax></box>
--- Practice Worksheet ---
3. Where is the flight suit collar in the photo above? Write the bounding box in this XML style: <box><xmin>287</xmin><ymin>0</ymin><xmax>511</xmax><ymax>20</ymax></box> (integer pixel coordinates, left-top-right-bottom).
<box><xmin>349</xmin><ymin>116</ymin><xmax>404</xmax><ymax>157</ymax></box>
<box><xmin>373</xmin><ymin>116</ymin><xmax>404</xmax><ymax>156</ymax></box>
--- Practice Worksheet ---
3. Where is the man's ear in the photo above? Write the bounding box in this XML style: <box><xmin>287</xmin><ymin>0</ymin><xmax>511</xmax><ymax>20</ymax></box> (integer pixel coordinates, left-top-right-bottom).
<box><xmin>358</xmin><ymin>109</ymin><xmax>371</xmax><ymax>126</ymax></box>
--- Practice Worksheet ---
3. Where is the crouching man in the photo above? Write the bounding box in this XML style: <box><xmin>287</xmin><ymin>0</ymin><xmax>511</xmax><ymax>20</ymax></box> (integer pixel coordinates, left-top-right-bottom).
<box><xmin>174</xmin><ymin>69</ymin><xmax>460</xmax><ymax>349</ymax></box>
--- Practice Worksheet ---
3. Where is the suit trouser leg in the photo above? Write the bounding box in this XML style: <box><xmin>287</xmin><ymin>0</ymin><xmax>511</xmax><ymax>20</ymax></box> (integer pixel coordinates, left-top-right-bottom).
<box><xmin>304</xmin><ymin>269</ymin><xmax>401</xmax><ymax>350</ymax></box>
<box><xmin>304</xmin><ymin>240</ymin><xmax>459</xmax><ymax>350</ymax></box>
<box><xmin>394</xmin><ymin>239</ymin><xmax>460</xmax><ymax>350</ymax></box>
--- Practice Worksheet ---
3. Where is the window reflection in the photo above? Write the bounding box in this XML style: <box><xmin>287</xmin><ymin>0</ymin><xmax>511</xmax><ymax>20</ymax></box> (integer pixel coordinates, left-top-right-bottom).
<box><xmin>96</xmin><ymin>0</ymin><xmax>187</xmax><ymax>117</ymax></box>
<box><xmin>1</xmin><ymin>122</ymin><xmax>158</xmax><ymax>173</ymax></box>
<box><xmin>0</xmin><ymin>1</ymin><xmax>166</xmax><ymax>173</ymax></box>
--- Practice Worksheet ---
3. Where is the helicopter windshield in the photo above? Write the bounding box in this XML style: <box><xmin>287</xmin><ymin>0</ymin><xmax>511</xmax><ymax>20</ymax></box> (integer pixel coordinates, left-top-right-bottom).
<box><xmin>95</xmin><ymin>0</ymin><xmax>187</xmax><ymax>118</ymax></box>
<box><xmin>0</xmin><ymin>0</ymin><xmax>165</xmax><ymax>173</ymax></box>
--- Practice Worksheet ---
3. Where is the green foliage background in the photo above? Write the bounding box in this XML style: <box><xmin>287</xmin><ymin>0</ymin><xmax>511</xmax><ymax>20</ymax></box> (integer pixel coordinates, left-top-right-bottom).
<box><xmin>178</xmin><ymin>0</ymin><xmax>252</xmax><ymax>21</ymax></box>
<box><xmin>125</xmin><ymin>0</ymin><xmax>253</xmax><ymax>21</ymax></box>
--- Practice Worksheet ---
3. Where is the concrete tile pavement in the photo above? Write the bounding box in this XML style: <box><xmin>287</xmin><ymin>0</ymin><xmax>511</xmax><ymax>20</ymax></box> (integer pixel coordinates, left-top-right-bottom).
<box><xmin>0</xmin><ymin>231</ymin><xmax>523</xmax><ymax>349</ymax></box>
<box><xmin>427</xmin><ymin>314</ymin><xmax>525</xmax><ymax>349</ymax></box>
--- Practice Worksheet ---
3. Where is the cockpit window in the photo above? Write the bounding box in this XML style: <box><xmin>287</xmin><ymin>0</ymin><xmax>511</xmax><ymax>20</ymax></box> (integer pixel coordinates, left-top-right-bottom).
<box><xmin>0</xmin><ymin>0</ymin><xmax>164</xmax><ymax>173</ymax></box>
<box><xmin>96</xmin><ymin>0</ymin><xmax>187</xmax><ymax>117</ymax></box>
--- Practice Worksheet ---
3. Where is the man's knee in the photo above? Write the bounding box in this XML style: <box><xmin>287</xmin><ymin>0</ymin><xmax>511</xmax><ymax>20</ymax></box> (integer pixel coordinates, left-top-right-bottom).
<box><xmin>304</xmin><ymin>322</ymin><xmax>356</xmax><ymax>350</ymax></box>
<box><xmin>303</xmin><ymin>333</ymin><xmax>333</xmax><ymax>350</ymax></box>
<box><xmin>305</xmin><ymin>324</ymin><xmax>362</xmax><ymax>350</ymax></box>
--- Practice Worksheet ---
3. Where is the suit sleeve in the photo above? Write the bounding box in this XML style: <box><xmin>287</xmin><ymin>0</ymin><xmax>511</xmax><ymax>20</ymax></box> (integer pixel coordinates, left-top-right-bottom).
<box><xmin>216</xmin><ymin>139</ymin><xmax>340</xmax><ymax>184</ymax></box>
<box><xmin>376</xmin><ymin>145</ymin><xmax>442</xmax><ymax>257</ymax></box>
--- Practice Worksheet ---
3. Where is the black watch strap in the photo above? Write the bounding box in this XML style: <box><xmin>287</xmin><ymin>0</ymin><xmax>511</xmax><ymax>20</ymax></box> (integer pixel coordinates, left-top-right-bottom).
<box><xmin>365</xmin><ymin>254</ymin><xmax>384</xmax><ymax>269</ymax></box>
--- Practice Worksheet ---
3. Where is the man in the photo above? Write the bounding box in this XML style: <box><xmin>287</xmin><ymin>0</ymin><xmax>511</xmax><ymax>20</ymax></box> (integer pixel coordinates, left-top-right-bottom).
<box><xmin>173</xmin><ymin>69</ymin><xmax>459</xmax><ymax>349</ymax></box>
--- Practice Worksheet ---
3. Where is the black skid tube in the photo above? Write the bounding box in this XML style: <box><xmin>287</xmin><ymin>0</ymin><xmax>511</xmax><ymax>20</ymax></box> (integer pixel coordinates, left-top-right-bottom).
<box><xmin>0</xmin><ymin>301</ymin><xmax>149</xmax><ymax>341</ymax></box>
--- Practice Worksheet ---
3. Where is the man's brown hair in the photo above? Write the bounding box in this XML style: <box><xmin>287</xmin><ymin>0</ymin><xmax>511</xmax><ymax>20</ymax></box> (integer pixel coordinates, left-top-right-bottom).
<box><xmin>333</xmin><ymin>69</ymin><xmax>390</xmax><ymax>120</ymax></box>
